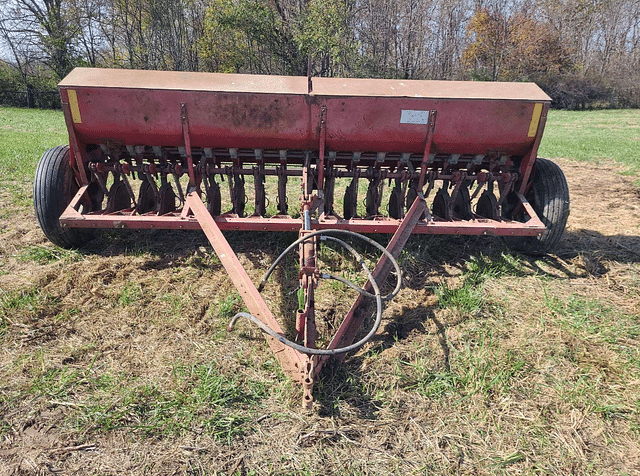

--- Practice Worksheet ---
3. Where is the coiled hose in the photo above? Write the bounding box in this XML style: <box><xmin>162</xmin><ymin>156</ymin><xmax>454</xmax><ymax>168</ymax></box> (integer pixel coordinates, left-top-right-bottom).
<box><xmin>228</xmin><ymin>229</ymin><xmax>402</xmax><ymax>356</ymax></box>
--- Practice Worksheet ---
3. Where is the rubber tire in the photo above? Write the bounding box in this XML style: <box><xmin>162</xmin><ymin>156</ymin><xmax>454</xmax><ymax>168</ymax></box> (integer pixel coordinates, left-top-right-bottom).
<box><xmin>34</xmin><ymin>145</ymin><xmax>93</xmax><ymax>249</ymax></box>
<box><xmin>505</xmin><ymin>158</ymin><xmax>570</xmax><ymax>255</ymax></box>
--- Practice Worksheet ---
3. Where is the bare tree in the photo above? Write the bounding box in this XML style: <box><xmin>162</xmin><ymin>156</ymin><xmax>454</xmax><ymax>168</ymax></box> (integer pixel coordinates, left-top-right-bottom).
<box><xmin>5</xmin><ymin>0</ymin><xmax>80</xmax><ymax>78</ymax></box>
<box><xmin>69</xmin><ymin>0</ymin><xmax>108</xmax><ymax>67</ymax></box>
<box><xmin>0</xmin><ymin>6</ymin><xmax>41</xmax><ymax>87</ymax></box>
<box><xmin>0</xmin><ymin>0</ymin><xmax>638</xmax><ymax>108</ymax></box>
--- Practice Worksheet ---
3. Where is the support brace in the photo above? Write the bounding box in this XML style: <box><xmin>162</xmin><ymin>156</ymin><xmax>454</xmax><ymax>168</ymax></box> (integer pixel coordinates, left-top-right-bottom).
<box><xmin>315</xmin><ymin>194</ymin><xmax>428</xmax><ymax>375</ymax></box>
<box><xmin>186</xmin><ymin>192</ymin><xmax>309</xmax><ymax>384</ymax></box>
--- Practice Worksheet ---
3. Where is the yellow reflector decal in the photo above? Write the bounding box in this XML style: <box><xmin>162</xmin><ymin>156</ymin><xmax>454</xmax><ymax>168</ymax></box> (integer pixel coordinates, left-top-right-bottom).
<box><xmin>67</xmin><ymin>89</ymin><xmax>82</xmax><ymax>124</ymax></box>
<box><xmin>528</xmin><ymin>103</ymin><xmax>543</xmax><ymax>138</ymax></box>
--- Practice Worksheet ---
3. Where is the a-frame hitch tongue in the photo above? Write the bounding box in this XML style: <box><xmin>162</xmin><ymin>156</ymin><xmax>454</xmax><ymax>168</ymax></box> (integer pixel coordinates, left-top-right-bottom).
<box><xmin>185</xmin><ymin>189</ymin><xmax>426</xmax><ymax>408</ymax></box>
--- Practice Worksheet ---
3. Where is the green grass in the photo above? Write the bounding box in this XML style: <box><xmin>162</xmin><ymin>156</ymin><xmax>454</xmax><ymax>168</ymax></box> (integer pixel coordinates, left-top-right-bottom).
<box><xmin>76</xmin><ymin>360</ymin><xmax>267</xmax><ymax>442</ymax></box>
<box><xmin>216</xmin><ymin>292</ymin><xmax>243</xmax><ymax>320</ymax></box>
<box><xmin>19</xmin><ymin>245</ymin><xmax>83</xmax><ymax>264</ymax></box>
<box><xmin>545</xmin><ymin>292</ymin><xmax>640</xmax><ymax>358</ymax></box>
<box><xmin>0</xmin><ymin>107</ymin><xmax>67</xmax><ymax>184</ymax></box>
<box><xmin>0</xmin><ymin>287</ymin><xmax>53</xmax><ymax>324</ymax></box>
<box><xmin>28</xmin><ymin>363</ymin><xmax>109</xmax><ymax>399</ymax></box>
<box><xmin>435</xmin><ymin>252</ymin><xmax>521</xmax><ymax>315</ymax></box>
<box><xmin>540</xmin><ymin>109</ymin><xmax>640</xmax><ymax>178</ymax></box>
<box><xmin>394</xmin><ymin>283</ymin><xmax>639</xmax><ymax>433</ymax></box>
<box><xmin>117</xmin><ymin>282</ymin><xmax>142</xmax><ymax>306</ymax></box>
<box><xmin>436</xmin><ymin>279</ymin><xmax>485</xmax><ymax>315</ymax></box>
<box><xmin>160</xmin><ymin>292</ymin><xmax>188</xmax><ymax>317</ymax></box>
<box><xmin>396</xmin><ymin>321</ymin><xmax>530</xmax><ymax>401</ymax></box>
<box><xmin>18</xmin><ymin>357</ymin><xmax>267</xmax><ymax>443</ymax></box>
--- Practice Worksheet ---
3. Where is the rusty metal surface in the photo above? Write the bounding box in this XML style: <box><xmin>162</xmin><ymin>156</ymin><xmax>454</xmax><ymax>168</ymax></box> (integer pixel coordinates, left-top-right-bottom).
<box><xmin>64</xmin><ymin>88</ymin><xmax>543</xmax><ymax>154</ymax></box>
<box><xmin>59</xmin><ymin>67</ymin><xmax>309</xmax><ymax>94</ymax></box>
<box><xmin>64</xmin><ymin>89</ymin><xmax>543</xmax><ymax>154</ymax></box>
<box><xmin>185</xmin><ymin>191</ymin><xmax>309</xmax><ymax>383</ymax></box>
<box><xmin>59</xmin><ymin>67</ymin><xmax>549</xmax><ymax>155</ymax></box>
<box><xmin>311</xmin><ymin>77</ymin><xmax>551</xmax><ymax>101</ymax></box>
<box><xmin>59</xmin><ymin>210</ymin><xmax>546</xmax><ymax>236</ymax></box>
<box><xmin>321</xmin><ymin>96</ymin><xmax>542</xmax><ymax>155</ymax></box>
<box><xmin>61</xmin><ymin>67</ymin><xmax>550</xmax><ymax>101</ymax></box>
<box><xmin>64</xmin><ymin>87</ymin><xmax>318</xmax><ymax>151</ymax></box>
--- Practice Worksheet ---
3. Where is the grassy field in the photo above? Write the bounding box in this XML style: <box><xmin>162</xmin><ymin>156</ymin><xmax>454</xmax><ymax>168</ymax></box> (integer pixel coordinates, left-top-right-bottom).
<box><xmin>539</xmin><ymin>109</ymin><xmax>640</xmax><ymax>181</ymax></box>
<box><xmin>0</xmin><ymin>106</ymin><xmax>639</xmax><ymax>475</ymax></box>
<box><xmin>0</xmin><ymin>108</ymin><xmax>67</xmax><ymax>182</ymax></box>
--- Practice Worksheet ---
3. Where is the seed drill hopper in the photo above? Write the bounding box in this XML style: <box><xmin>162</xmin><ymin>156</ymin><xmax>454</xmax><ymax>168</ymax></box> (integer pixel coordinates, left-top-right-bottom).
<box><xmin>35</xmin><ymin>68</ymin><xmax>569</xmax><ymax>407</ymax></box>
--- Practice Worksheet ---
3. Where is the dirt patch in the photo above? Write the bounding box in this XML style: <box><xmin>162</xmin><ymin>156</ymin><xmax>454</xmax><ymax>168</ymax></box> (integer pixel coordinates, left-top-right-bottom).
<box><xmin>556</xmin><ymin>158</ymin><xmax>640</xmax><ymax>258</ymax></box>
<box><xmin>1</xmin><ymin>158</ymin><xmax>639</xmax><ymax>475</ymax></box>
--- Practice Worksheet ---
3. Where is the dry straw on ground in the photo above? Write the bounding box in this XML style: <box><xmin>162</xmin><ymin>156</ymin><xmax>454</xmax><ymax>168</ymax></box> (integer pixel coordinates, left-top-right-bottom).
<box><xmin>1</xmin><ymin>158</ymin><xmax>639</xmax><ymax>475</ymax></box>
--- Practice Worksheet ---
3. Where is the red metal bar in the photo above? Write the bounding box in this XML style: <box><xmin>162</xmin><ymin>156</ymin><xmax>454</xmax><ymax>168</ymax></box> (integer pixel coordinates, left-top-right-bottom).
<box><xmin>184</xmin><ymin>191</ymin><xmax>309</xmax><ymax>384</ymax></box>
<box><xmin>315</xmin><ymin>195</ymin><xmax>428</xmax><ymax>374</ymax></box>
<box><xmin>60</xmin><ymin>210</ymin><xmax>545</xmax><ymax>236</ymax></box>
<box><xmin>67</xmin><ymin>184</ymin><xmax>90</xmax><ymax>210</ymax></box>
<box><xmin>518</xmin><ymin>102</ymin><xmax>550</xmax><ymax>195</ymax></box>
<box><xmin>417</xmin><ymin>110</ymin><xmax>437</xmax><ymax>190</ymax></box>
<box><xmin>60</xmin><ymin>94</ymin><xmax>89</xmax><ymax>186</ymax></box>
<box><xmin>181</xmin><ymin>103</ymin><xmax>197</xmax><ymax>187</ymax></box>
<box><xmin>316</xmin><ymin>105</ymin><xmax>327</xmax><ymax>194</ymax></box>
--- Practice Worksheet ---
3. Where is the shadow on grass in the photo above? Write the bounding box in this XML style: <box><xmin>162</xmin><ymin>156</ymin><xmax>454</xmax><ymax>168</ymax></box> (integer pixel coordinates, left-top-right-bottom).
<box><xmin>68</xmin><ymin>225</ymin><xmax>639</xmax><ymax>419</ymax></box>
<box><xmin>504</xmin><ymin>229</ymin><xmax>640</xmax><ymax>280</ymax></box>
<box><xmin>81</xmin><ymin>228</ymin><xmax>298</xmax><ymax>266</ymax></box>
<box><xmin>312</xmin><ymin>303</ymin><xmax>453</xmax><ymax>418</ymax></box>
<box><xmin>77</xmin><ymin>224</ymin><xmax>640</xmax><ymax>280</ymax></box>
<box><xmin>559</xmin><ymin>229</ymin><xmax>640</xmax><ymax>263</ymax></box>
<box><xmin>402</xmin><ymin>229</ymin><xmax>640</xmax><ymax>286</ymax></box>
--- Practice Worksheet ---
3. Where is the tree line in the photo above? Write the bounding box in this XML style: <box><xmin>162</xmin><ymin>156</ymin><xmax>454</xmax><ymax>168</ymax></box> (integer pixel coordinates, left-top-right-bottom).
<box><xmin>1</xmin><ymin>0</ymin><xmax>639</xmax><ymax>109</ymax></box>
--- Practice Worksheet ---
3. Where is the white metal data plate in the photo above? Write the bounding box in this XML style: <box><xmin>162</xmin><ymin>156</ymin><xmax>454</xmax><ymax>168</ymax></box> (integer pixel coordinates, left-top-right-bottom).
<box><xmin>400</xmin><ymin>110</ymin><xmax>430</xmax><ymax>125</ymax></box>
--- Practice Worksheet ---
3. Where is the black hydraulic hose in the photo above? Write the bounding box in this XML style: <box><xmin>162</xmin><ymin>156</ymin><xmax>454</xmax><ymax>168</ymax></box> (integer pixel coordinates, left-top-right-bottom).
<box><xmin>228</xmin><ymin>229</ymin><xmax>393</xmax><ymax>355</ymax></box>
<box><xmin>257</xmin><ymin>229</ymin><xmax>403</xmax><ymax>301</ymax></box>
